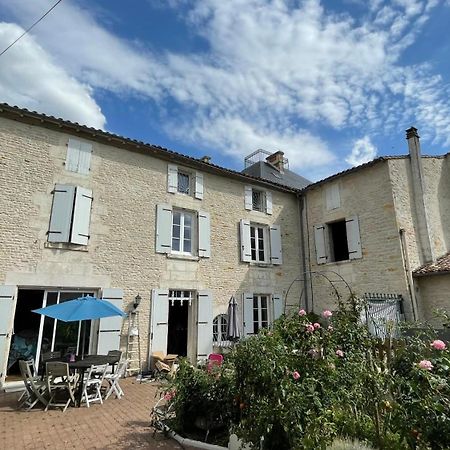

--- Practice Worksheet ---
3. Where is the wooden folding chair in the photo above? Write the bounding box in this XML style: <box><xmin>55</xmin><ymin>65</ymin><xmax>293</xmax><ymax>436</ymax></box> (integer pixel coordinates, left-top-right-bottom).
<box><xmin>45</xmin><ymin>362</ymin><xmax>77</xmax><ymax>412</ymax></box>
<box><xmin>18</xmin><ymin>359</ymin><xmax>48</xmax><ymax>409</ymax></box>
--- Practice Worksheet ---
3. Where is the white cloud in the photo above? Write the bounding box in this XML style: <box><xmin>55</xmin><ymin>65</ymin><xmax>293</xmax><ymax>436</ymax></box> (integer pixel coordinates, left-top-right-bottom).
<box><xmin>0</xmin><ymin>23</ymin><xmax>105</xmax><ymax>128</ymax></box>
<box><xmin>346</xmin><ymin>136</ymin><xmax>378</xmax><ymax>166</ymax></box>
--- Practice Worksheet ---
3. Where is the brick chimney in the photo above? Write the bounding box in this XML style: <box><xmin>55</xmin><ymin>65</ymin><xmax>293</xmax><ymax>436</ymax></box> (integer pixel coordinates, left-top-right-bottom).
<box><xmin>266</xmin><ymin>151</ymin><xmax>285</xmax><ymax>173</ymax></box>
<box><xmin>406</xmin><ymin>127</ymin><xmax>434</xmax><ymax>263</ymax></box>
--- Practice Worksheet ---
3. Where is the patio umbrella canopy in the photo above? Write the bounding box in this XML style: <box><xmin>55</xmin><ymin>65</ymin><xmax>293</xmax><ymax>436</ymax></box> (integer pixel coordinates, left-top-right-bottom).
<box><xmin>32</xmin><ymin>295</ymin><xmax>126</xmax><ymax>322</ymax></box>
<box><xmin>226</xmin><ymin>296</ymin><xmax>240</xmax><ymax>341</ymax></box>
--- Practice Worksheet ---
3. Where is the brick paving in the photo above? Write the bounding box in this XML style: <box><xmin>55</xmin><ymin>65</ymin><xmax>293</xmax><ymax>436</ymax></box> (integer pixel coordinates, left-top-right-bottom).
<box><xmin>0</xmin><ymin>378</ymin><xmax>182</xmax><ymax>450</ymax></box>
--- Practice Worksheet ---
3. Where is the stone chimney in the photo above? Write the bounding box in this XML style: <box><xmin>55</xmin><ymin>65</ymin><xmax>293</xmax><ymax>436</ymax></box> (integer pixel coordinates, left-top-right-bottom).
<box><xmin>200</xmin><ymin>155</ymin><xmax>211</xmax><ymax>163</ymax></box>
<box><xmin>406</xmin><ymin>127</ymin><xmax>434</xmax><ymax>263</ymax></box>
<box><xmin>266</xmin><ymin>150</ymin><xmax>285</xmax><ymax>173</ymax></box>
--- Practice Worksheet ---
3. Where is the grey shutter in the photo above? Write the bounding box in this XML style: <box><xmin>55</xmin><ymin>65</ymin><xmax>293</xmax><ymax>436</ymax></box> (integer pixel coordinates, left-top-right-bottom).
<box><xmin>240</xmin><ymin>219</ymin><xmax>251</xmax><ymax>262</ymax></box>
<box><xmin>244</xmin><ymin>186</ymin><xmax>252</xmax><ymax>210</ymax></box>
<box><xmin>0</xmin><ymin>285</ymin><xmax>16</xmax><ymax>384</ymax></box>
<box><xmin>265</xmin><ymin>191</ymin><xmax>273</xmax><ymax>215</ymax></box>
<box><xmin>156</xmin><ymin>204</ymin><xmax>173</xmax><ymax>253</ymax></box>
<box><xmin>150</xmin><ymin>289</ymin><xmax>169</xmax><ymax>356</ymax></box>
<box><xmin>167</xmin><ymin>164</ymin><xmax>178</xmax><ymax>193</ymax></box>
<box><xmin>78</xmin><ymin>141</ymin><xmax>92</xmax><ymax>175</ymax></box>
<box><xmin>97</xmin><ymin>289</ymin><xmax>124</xmax><ymax>354</ymax></box>
<box><xmin>70</xmin><ymin>187</ymin><xmax>93</xmax><ymax>245</ymax></box>
<box><xmin>48</xmin><ymin>184</ymin><xmax>75</xmax><ymax>243</ymax></box>
<box><xmin>197</xmin><ymin>290</ymin><xmax>213</xmax><ymax>361</ymax></box>
<box><xmin>273</xmin><ymin>293</ymin><xmax>283</xmax><ymax>321</ymax></box>
<box><xmin>326</xmin><ymin>184</ymin><xmax>340</xmax><ymax>210</ymax></box>
<box><xmin>269</xmin><ymin>225</ymin><xmax>283</xmax><ymax>265</ymax></box>
<box><xmin>195</xmin><ymin>172</ymin><xmax>204</xmax><ymax>200</ymax></box>
<box><xmin>314</xmin><ymin>224</ymin><xmax>328</xmax><ymax>264</ymax></box>
<box><xmin>243</xmin><ymin>292</ymin><xmax>254</xmax><ymax>336</ymax></box>
<box><xmin>346</xmin><ymin>215</ymin><xmax>362</xmax><ymax>260</ymax></box>
<box><xmin>66</xmin><ymin>138</ymin><xmax>80</xmax><ymax>172</ymax></box>
<box><xmin>198</xmin><ymin>211</ymin><xmax>211</xmax><ymax>258</ymax></box>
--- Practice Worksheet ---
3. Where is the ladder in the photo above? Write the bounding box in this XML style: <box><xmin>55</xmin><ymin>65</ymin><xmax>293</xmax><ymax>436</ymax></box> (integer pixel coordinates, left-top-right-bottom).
<box><xmin>125</xmin><ymin>310</ymin><xmax>142</xmax><ymax>376</ymax></box>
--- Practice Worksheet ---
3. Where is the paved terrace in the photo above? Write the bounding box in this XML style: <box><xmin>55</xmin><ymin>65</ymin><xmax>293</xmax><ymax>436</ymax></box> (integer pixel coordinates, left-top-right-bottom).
<box><xmin>0</xmin><ymin>378</ymin><xmax>182</xmax><ymax>450</ymax></box>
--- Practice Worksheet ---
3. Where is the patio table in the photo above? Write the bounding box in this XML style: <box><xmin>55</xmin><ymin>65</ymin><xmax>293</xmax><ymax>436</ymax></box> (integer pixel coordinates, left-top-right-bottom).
<box><xmin>45</xmin><ymin>354</ymin><xmax>120</xmax><ymax>406</ymax></box>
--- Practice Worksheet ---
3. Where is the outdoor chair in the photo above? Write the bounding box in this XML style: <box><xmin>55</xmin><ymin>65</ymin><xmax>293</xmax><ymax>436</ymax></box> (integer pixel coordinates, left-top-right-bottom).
<box><xmin>107</xmin><ymin>350</ymin><xmax>122</xmax><ymax>359</ymax></box>
<box><xmin>41</xmin><ymin>350</ymin><xmax>62</xmax><ymax>362</ymax></box>
<box><xmin>18</xmin><ymin>359</ymin><xmax>48</xmax><ymax>410</ymax></box>
<box><xmin>45</xmin><ymin>362</ymin><xmax>78</xmax><ymax>412</ymax></box>
<box><xmin>81</xmin><ymin>364</ymin><xmax>108</xmax><ymax>407</ymax></box>
<box><xmin>104</xmin><ymin>359</ymin><xmax>128</xmax><ymax>400</ymax></box>
<box><xmin>206</xmin><ymin>353</ymin><xmax>224</xmax><ymax>372</ymax></box>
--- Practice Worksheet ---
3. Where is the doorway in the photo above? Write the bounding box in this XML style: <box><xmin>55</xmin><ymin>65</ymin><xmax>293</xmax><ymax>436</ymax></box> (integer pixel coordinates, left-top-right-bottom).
<box><xmin>167</xmin><ymin>301</ymin><xmax>189</xmax><ymax>357</ymax></box>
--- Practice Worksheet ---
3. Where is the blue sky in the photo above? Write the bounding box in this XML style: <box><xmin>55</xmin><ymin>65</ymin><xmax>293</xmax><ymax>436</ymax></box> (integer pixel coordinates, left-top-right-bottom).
<box><xmin>1</xmin><ymin>0</ymin><xmax>450</xmax><ymax>180</ymax></box>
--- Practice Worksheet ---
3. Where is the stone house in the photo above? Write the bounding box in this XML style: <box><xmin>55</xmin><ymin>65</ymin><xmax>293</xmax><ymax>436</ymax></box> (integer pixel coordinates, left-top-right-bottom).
<box><xmin>300</xmin><ymin>128</ymin><xmax>450</xmax><ymax>326</ymax></box>
<box><xmin>0</xmin><ymin>104</ymin><xmax>303</xmax><ymax>387</ymax></box>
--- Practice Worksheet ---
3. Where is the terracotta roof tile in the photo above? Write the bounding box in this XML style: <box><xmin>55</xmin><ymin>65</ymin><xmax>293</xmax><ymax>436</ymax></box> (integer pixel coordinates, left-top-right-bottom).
<box><xmin>414</xmin><ymin>252</ymin><xmax>450</xmax><ymax>276</ymax></box>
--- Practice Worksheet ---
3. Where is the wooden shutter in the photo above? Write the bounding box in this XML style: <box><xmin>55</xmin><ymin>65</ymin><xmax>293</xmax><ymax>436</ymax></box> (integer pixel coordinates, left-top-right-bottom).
<box><xmin>70</xmin><ymin>187</ymin><xmax>93</xmax><ymax>245</ymax></box>
<box><xmin>346</xmin><ymin>215</ymin><xmax>362</xmax><ymax>260</ymax></box>
<box><xmin>198</xmin><ymin>211</ymin><xmax>211</xmax><ymax>258</ymax></box>
<box><xmin>265</xmin><ymin>191</ymin><xmax>273</xmax><ymax>215</ymax></box>
<box><xmin>155</xmin><ymin>204</ymin><xmax>173</xmax><ymax>253</ymax></box>
<box><xmin>195</xmin><ymin>172</ymin><xmax>204</xmax><ymax>200</ymax></box>
<box><xmin>0</xmin><ymin>285</ymin><xmax>16</xmax><ymax>385</ymax></box>
<box><xmin>244</xmin><ymin>186</ymin><xmax>252</xmax><ymax>210</ymax></box>
<box><xmin>150</xmin><ymin>289</ymin><xmax>169</xmax><ymax>356</ymax></box>
<box><xmin>314</xmin><ymin>224</ymin><xmax>328</xmax><ymax>264</ymax></box>
<box><xmin>97</xmin><ymin>289</ymin><xmax>123</xmax><ymax>355</ymax></box>
<box><xmin>197</xmin><ymin>290</ymin><xmax>213</xmax><ymax>361</ymax></box>
<box><xmin>239</xmin><ymin>219</ymin><xmax>251</xmax><ymax>262</ymax></box>
<box><xmin>243</xmin><ymin>292</ymin><xmax>254</xmax><ymax>336</ymax></box>
<box><xmin>167</xmin><ymin>164</ymin><xmax>178</xmax><ymax>193</ymax></box>
<box><xmin>273</xmin><ymin>293</ymin><xmax>283</xmax><ymax>321</ymax></box>
<box><xmin>48</xmin><ymin>184</ymin><xmax>75</xmax><ymax>243</ymax></box>
<box><xmin>66</xmin><ymin>138</ymin><xmax>81</xmax><ymax>172</ymax></box>
<box><xmin>78</xmin><ymin>141</ymin><xmax>92</xmax><ymax>175</ymax></box>
<box><xmin>326</xmin><ymin>184</ymin><xmax>340</xmax><ymax>210</ymax></box>
<box><xmin>270</xmin><ymin>224</ymin><xmax>283</xmax><ymax>265</ymax></box>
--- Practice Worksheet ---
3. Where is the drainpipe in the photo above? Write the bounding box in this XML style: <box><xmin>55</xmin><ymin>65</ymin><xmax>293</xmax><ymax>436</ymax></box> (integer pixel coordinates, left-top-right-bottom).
<box><xmin>399</xmin><ymin>228</ymin><xmax>418</xmax><ymax>321</ymax></box>
<box><xmin>298</xmin><ymin>194</ymin><xmax>309</xmax><ymax>311</ymax></box>
<box><xmin>406</xmin><ymin>127</ymin><xmax>434</xmax><ymax>264</ymax></box>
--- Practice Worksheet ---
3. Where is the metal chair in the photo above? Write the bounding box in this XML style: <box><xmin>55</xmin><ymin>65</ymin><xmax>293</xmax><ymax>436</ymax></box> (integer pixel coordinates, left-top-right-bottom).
<box><xmin>18</xmin><ymin>359</ymin><xmax>48</xmax><ymax>409</ymax></box>
<box><xmin>45</xmin><ymin>362</ymin><xmax>77</xmax><ymax>412</ymax></box>
<box><xmin>206</xmin><ymin>353</ymin><xmax>224</xmax><ymax>372</ymax></box>
<box><xmin>81</xmin><ymin>364</ymin><xmax>108</xmax><ymax>407</ymax></box>
<box><xmin>104</xmin><ymin>359</ymin><xmax>128</xmax><ymax>400</ymax></box>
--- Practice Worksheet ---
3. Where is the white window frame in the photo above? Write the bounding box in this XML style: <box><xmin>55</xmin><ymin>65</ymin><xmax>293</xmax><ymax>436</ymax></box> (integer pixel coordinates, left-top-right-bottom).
<box><xmin>171</xmin><ymin>209</ymin><xmax>196</xmax><ymax>256</ymax></box>
<box><xmin>169</xmin><ymin>290</ymin><xmax>194</xmax><ymax>306</ymax></box>
<box><xmin>253</xmin><ymin>294</ymin><xmax>271</xmax><ymax>333</ymax></box>
<box><xmin>213</xmin><ymin>314</ymin><xmax>228</xmax><ymax>344</ymax></box>
<box><xmin>250</xmin><ymin>224</ymin><xmax>269</xmax><ymax>263</ymax></box>
<box><xmin>245</xmin><ymin>186</ymin><xmax>272</xmax><ymax>215</ymax></box>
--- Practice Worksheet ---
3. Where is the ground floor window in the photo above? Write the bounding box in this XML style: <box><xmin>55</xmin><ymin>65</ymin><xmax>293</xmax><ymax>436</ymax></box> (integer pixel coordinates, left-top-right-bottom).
<box><xmin>213</xmin><ymin>314</ymin><xmax>228</xmax><ymax>344</ymax></box>
<box><xmin>253</xmin><ymin>294</ymin><xmax>270</xmax><ymax>333</ymax></box>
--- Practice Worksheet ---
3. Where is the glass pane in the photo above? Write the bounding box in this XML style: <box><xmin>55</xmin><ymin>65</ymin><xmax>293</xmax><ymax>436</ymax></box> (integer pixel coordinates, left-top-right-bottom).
<box><xmin>172</xmin><ymin>237</ymin><xmax>180</xmax><ymax>251</ymax></box>
<box><xmin>221</xmin><ymin>317</ymin><xmax>228</xmax><ymax>341</ymax></box>
<box><xmin>213</xmin><ymin>318</ymin><xmax>218</xmax><ymax>342</ymax></box>
<box><xmin>252</xmin><ymin>190</ymin><xmax>263</xmax><ymax>211</ymax></box>
<box><xmin>258</xmin><ymin>227</ymin><xmax>264</xmax><ymax>239</ymax></box>
<box><xmin>250</xmin><ymin>227</ymin><xmax>255</xmax><ymax>238</ymax></box>
<box><xmin>183</xmin><ymin>239</ymin><xmax>191</xmax><ymax>253</ymax></box>
<box><xmin>184</xmin><ymin>214</ymin><xmax>192</xmax><ymax>227</ymax></box>
<box><xmin>184</xmin><ymin>226</ymin><xmax>191</xmax><ymax>240</ymax></box>
<box><xmin>54</xmin><ymin>321</ymin><xmax>79</xmax><ymax>356</ymax></box>
<box><xmin>177</xmin><ymin>172</ymin><xmax>190</xmax><ymax>194</ymax></box>
<box><xmin>173</xmin><ymin>211</ymin><xmax>181</xmax><ymax>225</ymax></box>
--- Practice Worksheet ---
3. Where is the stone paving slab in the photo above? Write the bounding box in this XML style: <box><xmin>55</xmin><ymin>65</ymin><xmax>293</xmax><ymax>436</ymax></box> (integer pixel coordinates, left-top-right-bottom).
<box><xmin>0</xmin><ymin>378</ymin><xmax>182</xmax><ymax>450</ymax></box>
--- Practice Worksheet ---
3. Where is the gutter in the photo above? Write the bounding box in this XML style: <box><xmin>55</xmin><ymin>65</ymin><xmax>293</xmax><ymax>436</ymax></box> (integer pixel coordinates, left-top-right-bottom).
<box><xmin>298</xmin><ymin>194</ymin><xmax>309</xmax><ymax>311</ymax></box>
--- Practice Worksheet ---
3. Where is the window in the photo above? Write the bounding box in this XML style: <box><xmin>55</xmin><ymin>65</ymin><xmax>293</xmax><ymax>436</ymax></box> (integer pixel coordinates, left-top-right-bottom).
<box><xmin>213</xmin><ymin>314</ymin><xmax>228</xmax><ymax>343</ymax></box>
<box><xmin>156</xmin><ymin>204</ymin><xmax>211</xmax><ymax>258</ymax></box>
<box><xmin>314</xmin><ymin>216</ymin><xmax>362</xmax><ymax>264</ymax></box>
<box><xmin>168</xmin><ymin>164</ymin><xmax>204</xmax><ymax>199</ymax></box>
<box><xmin>240</xmin><ymin>220</ymin><xmax>282</xmax><ymax>265</ymax></box>
<box><xmin>65</xmin><ymin>138</ymin><xmax>92</xmax><ymax>175</ymax></box>
<box><xmin>172</xmin><ymin>210</ymin><xmax>194</xmax><ymax>254</ymax></box>
<box><xmin>244</xmin><ymin>186</ymin><xmax>272</xmax><ymax>214</ymax></box>
<box><xmin>169</xmin><ymin>290</ymin><xmax>194</xmax><ymax>305</ymax></box>
<box><xmin>243</xmin><ymin>292</ymin><xmax>283</xmax><ymax>336</ymax></box>
<box><xmin>48</xmin><ymin>184</ymin><xmax>93</xmax><ymax>245</ymax></box>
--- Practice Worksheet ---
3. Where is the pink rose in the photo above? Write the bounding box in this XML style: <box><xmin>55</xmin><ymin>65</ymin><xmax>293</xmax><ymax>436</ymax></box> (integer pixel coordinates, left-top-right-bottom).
<box><xmin>336</xmin><ymin>349</ymin><xmax>344</xmax><ymax>358</ymax></box>
<box><xmin>305</xmin><ymin>324</ymin><xmax>315</xmax><ymax>333</ymax></box>
<box><xmin>322</xmin><ymin>310</ymin><xmax>333</xmax><ymax>319</ymax></box>
<box><xmin>431</xmin><ymin>340</ymin><xmax>447</xmax><ymax>350</ymax></box>
<box><xmin>164</xmin><ymin>391</ymin><xmax>176</xmax><ymax>401</ymax></box>
<box><xmin>298</xmin><ymin>309</ymin><xmax>306</xmax><ymax>316</ymax></box>
<box><xmin>292</xmin><ymin>371</ymin><xmax>300</xmax><ymax>380</ymax></box>
<box><xmin>328</xmin><ymin>325</ymin><xmax>333</xmax><ymax>332</ymax></box>
<box><xmin>313</xmin><ymin>322</ymin><xmax>321</xmax><ymax>329</ymax></box>
<box><xmin>418</xmin><ymin>360</ymin><xmax>433</xmax><ymax>371</ymax></box>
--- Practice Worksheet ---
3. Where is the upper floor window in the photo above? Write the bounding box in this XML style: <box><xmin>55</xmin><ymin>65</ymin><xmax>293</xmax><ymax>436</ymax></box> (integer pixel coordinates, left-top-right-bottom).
<box><xmin>65</xmin><ymin>138</ymin><xmax>92</xmax><ymax>175</ymax></box>
<box><xmin>314</xmin><ymin>216</ymin><xmax>362</xmax><ymax>264</ymax></box>
<box><xmin>156</xmin><ymin>204</ymin><xmax>210</xmax><ymax>258</ymax></box>
<box><xmin>168</xmin><ymin>164</ymin><xmax>203</xmax><ymax>199</ymax></box>
<box><xmin>239</xmin><ymin>220</ymin><xmax>282</xmax><ymax>265</ymax></box>
<box><xmin>47</xmin><ymin>184</ymin><xmax>93</xmax><ymax>245</ymax></box>
<box><xmin>244</xmin><ymin>186</ymin><xmax>272</xmax><ymax>214</ymax></box>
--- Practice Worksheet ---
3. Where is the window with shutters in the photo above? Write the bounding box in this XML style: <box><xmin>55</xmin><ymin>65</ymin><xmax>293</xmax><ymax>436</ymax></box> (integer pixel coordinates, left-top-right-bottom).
<box><xmin>244</xmin><ymin>186</ymin><xmax>272</xmax><ymax>214</ymax></box>
<box><xmin>65</xmin><ymin>138</ymin><xmax>92</xmax><ymax>175</ymax></box>
<box><xmin>250</xmin><ymin>224</ymin><xmax>269</xmax><ymax>263</ymax></box>
<box><xmin>213</xmin><ymin>314</ymin><xmax>228</xmax><ymax>343</ymax></box>
<box><xmin>329</xmin><ymin>220</ymin><xmax>349</xmax><ymax>261</ymax></box>
<box><xmin>253</xmin><ymin>294</ymin><xmax>270</xmax><ymax>333</ymax></box>
<box><xmin>172</xmin><ymin>210</ymin><xmax>195</xmax><ymax>255</ymax></box>
<box><xmin>243</xmin><ymin>292</ymin><xmax>283</xmax><ymax>336</ymax></box>
<box><xmin>48</xmin><ymin>184</ymin><xmax>93</xmax><ymax>246</ymax></box>
<box><xmin>167</xmin><ymin>164</ymin><xmax>204</xmax><ymax>199</ymax></box>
